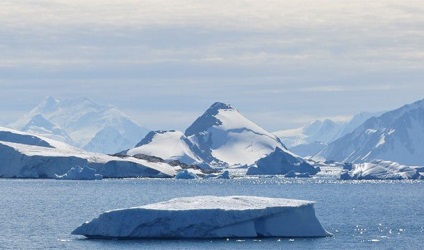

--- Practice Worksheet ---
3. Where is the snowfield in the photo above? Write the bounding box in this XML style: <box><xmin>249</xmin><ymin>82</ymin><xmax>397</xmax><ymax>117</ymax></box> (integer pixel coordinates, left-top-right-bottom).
<box><xmin>72</xmin><ymin>196</ymin><xmax>331</xmax><ymax>238</ymax></box>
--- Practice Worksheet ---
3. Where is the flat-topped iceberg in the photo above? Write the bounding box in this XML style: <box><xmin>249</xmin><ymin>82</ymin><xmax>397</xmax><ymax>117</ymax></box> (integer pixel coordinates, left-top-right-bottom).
<box><xmin>340</xmin><ymin>160</ymin><xmax>423</xmax><ymax>180</ymax></box>
<box><xmin>72</xmin><ymin>196</ymin><xmax>331</xmax><ymax>239</ymax></box>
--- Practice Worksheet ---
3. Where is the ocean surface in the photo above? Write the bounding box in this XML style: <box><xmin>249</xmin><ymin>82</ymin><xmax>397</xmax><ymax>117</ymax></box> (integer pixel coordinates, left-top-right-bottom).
<box><xmin>0</xmin><ymin>177</ymin><xmax>423</xmax><ymax>249</ymax></box>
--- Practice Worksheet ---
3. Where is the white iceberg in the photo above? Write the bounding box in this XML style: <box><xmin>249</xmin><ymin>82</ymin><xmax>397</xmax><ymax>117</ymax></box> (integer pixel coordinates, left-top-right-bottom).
<box><xmin>340</xmin><ymin>160</ymin><xmax>423</xmax><ymax>180</ymax></box>
<box><xmin>246</xmin><ymin>148</ymin><xmax>320</xmax><ymax>176</ymax></box>
<box><xmin>55</xmin><ymin>166</ymin><xmax>102</xmax><ymax>180</ymax></box>
<box><xmin>72</xmin><ymin>196</ymin><xmax>331</xmax><ymax>239</ymax></box>
<box><xmin>175</xmin><ymin>169</ymin><xmax>199</xmax><ymax>179</ymax></box>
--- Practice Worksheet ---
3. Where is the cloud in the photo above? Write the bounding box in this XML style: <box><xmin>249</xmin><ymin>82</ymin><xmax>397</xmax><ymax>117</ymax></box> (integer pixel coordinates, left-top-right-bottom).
<box><xmin>0</xmin><ymin>0</ymin><xmax>424</xmax><ymax>130</ymax></box>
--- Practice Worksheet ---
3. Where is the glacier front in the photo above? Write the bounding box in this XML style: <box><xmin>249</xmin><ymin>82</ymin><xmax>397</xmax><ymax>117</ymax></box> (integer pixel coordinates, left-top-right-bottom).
<box><xmin>72</xmin><ymin>196</ymin><xmax>331</xmax><ymax>239</ymax></box>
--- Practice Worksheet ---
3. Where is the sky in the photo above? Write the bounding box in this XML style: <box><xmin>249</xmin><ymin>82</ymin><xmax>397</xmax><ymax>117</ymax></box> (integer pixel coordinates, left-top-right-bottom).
<box><xmin>1</xmin><ymin>0</ymin><xmax>424</xmax><ymax>131</ymax></box>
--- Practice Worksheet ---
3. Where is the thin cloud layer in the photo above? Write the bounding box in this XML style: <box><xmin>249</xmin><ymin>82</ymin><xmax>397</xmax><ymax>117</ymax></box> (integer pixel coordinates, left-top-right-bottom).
<box><xmin>0</xmin><ymin>1</ymin><xmax>423</xmax><ymax>130</ymax></box>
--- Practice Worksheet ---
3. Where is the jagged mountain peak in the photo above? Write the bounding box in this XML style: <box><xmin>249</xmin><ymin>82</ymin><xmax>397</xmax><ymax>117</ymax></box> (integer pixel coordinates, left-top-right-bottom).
<box><xmin>10</xmin><ymin>96</ymin><xmax>149</xmax><ymax>154</ymax></box>
<box><xmin>185</xmin><ymin>102</ymin><xmax>236</xmax><ymax>136</ymax></box>
<box><xmin>36</xmin><ymin>96</ymin><xmax>59</xmax><ymax>113</ymax></box>
<box><xmin>316</xmin><ymin>98</ymin><xmax>424</xmax><ymax>165</ymax></box>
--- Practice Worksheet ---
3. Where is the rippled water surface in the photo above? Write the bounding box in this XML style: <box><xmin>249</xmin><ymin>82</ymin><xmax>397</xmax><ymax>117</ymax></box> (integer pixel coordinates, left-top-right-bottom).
<box><xmin>0</xmin><ymin>178</ymin><xmax>423</xmax><ymax>249</ymax></box>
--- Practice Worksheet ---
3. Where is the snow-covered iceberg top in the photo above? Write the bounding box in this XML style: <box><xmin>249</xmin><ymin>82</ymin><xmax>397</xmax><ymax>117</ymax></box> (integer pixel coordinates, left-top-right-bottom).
<box><xmin>72</xmin><ymin>196</ymin><xmax>331</xmax><ymax>239</ymax></box>
<box><xmin>247</xmin><ymin>148</ymin><xmax>320</xmax><ymax>176</ymax></box>
<box><xmin>340</xmin><ymin>159</ymin><xmax>423</xmax><ymax>180</ymax></box>
<box><xmin>175</xmin><ymin>169</ymin><xmax>199</xmax><ymax>179</ymax></box>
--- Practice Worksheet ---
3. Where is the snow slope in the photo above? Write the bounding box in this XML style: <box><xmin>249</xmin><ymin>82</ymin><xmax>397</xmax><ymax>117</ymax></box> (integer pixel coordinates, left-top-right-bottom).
<box><xmin>72</xmin><ymin>196</ymin><xmax>330</xmax><ymax>238</ymax></box>
<box><xmin>316</xmin><ymin>99</ymin><xmax>424</xmax><ymax>165</ymax></box>
<box><xmin>340</xmin><ymin>160</ymin><xmax>423</xmax><ymax>180</ymax></box>
<box><xmin>185</xmin><ymin>102</ymin><xmax>291</xmax><ymax>166</ymax></box>
<box><xmin>10</xmin><ymin>96</ymin><xmax>149</xmax><ymax>154</ymax></box>
<box><xmin>126</xmin><ymin>130</ymin><xmax>204</xmax><ymax>166</ymax></box>
<box><xmin>0</xmin><ymin>127</ymin><xmax>175</xmax><ymax>178</ymax></box>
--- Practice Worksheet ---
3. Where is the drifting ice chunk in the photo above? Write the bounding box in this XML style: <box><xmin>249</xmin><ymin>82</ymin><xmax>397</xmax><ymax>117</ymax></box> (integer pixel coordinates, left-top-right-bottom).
<box><xmin>247</xmin><ymin>148</ymin><xmax>319</xmax><ymax>176</ymax></box>
<box><xmin>55</xmin><ymin>166</ymin><xmax>102</xmax><ymax>180</ymax></box>
<box><xmin>340</xmin><ymin>160</ymin><xmax>423</xmax><ymax>180</ymax></box>
<box><xmin>175</xmin><ymin>169</ymin><xmax>199</xmax><ymax>179</ymax></box>
<box><xmin>72</xmin><ymin>196</ymin><xmax>331</xmax><ymax>238</ymax></box>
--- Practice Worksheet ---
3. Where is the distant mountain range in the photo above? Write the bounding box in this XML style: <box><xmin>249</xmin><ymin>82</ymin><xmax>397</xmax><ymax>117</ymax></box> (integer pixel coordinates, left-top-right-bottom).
<box><xmin>273</xmin><ymin>112</ymin><xmax>382</xmax><ymax>157</ymax></box>
<box><xmin>126</xmin><ymin>102</ymin><xmax>310</xmax><ymax>171</ymax></box>
<box><xmin>316</xmin><ymin>99</ymin><xmax>424</xmax><ymax>165</ymax></box>
<box><xmin>9</xmin><ymin>96</ymin><xmax>149</xmax><ymax>154</ymax></box>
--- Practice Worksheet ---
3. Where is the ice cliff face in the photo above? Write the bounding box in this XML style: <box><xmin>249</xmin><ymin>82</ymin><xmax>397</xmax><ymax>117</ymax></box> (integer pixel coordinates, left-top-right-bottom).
<box><xmin>317</xmin><ymin>99</ymin><xmax>424</xmax><ymax>165</ymax></box>
<box><xmin>0</xmin><ymin>127</ymin><xmax>174</xmax><ymax>179</ymax></box>
<box><xmin>10</xmin><ymin>96</ymin><xmax>149</xmax><ymax>154</ymax></box>
<box><xmin>72</xmin><ymin>196</ymin><xmax>331</xmax><ymax>238</ymax></box>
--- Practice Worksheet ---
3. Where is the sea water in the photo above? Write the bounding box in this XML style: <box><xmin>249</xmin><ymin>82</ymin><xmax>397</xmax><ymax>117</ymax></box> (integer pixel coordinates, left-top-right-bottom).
<box><xmin>0</xmin><ymin>178</ymin><xmax>423</xmax><ymax>249</ymax></box>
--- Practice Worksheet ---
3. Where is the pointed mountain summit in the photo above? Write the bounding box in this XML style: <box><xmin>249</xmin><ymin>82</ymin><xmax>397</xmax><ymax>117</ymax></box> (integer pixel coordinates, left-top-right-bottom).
<box><xmin>10</xmin><ymin>97</ymin><xmax>150</xmax><ymax>154</ymax></box>
<box><xmin>316</xmin><ymin>98</ymin><xmax>424</xmax><ymax>165</ymax></box>
<box><xmin>127</xmin><ymin>102</ymin><xmax>318</xmax><ymax>176</ymax></box>
<box><xmin>184</xmin><ymin>102</ymin><xmax>289</xmax><ymax>166</ymax></box>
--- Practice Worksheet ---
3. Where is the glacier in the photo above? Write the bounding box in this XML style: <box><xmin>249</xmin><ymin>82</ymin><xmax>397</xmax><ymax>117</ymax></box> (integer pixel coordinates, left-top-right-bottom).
<box><xmin>72</xmin><ymin>196</ymin><xmax>331</xmax><ymax>239</ymax></box>
<box><xmin>0</xmin><ymin>127</ymin><xmax>175</xmax><ymax>179</ymax></box>
<box><xmin>340</xmin><ymin>160</ymin><xmax>423</xmax><ymax>180</ymax></box>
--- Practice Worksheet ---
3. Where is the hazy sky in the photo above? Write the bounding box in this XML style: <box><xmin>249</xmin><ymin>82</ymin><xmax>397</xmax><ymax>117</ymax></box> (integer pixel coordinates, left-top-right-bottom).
<box><xmin>1</xmin><ymin>0</ymin><xmax>423</xmax><ymax>131</ymax></box>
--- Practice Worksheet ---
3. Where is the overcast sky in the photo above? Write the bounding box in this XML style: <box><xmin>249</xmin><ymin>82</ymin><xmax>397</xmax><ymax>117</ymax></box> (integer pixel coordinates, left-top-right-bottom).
<box><xmin>1</xmin><ymin>0</ymin><xmax>424</xmax><ymax>131</ymax></box>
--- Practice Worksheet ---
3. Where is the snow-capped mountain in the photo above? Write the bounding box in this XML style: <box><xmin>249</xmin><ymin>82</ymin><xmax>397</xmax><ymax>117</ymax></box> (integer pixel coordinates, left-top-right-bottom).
<box><xmin>127</xmin><ymin>102</ymin><xmax>313</xmax><ymax>172</ymax></box>
<box><xmin>10</xmin><ymin>96</ymin><xmax>149</xmax><ymax>154</ymax></box>
<box><xmin>274</xmin><ymin>112</ymin><xmax>380</xmax><ymax>149</ymax></box>
<box><xmin>0</xmin><ymin>127</ymin><xmax>174</xmax><ymax>178</ymax></box>
<box><xmin>316</xmin><ymin>99</ymin><xmax>424</xmax><ymax>165</ymax></box>
<box><xmin>273</xmin><ymin>119</ymin><xmax>344</xmax><ymax>148</ymax></box>
<box><xmin>185</xmin><ymin>102</ymin><xmax>289</xmax><ymax>166</ymax></box>
<box><xmin>20</xmin><ymin>114</ymin><xmax>74</xmax><ymax>145</ymax></box>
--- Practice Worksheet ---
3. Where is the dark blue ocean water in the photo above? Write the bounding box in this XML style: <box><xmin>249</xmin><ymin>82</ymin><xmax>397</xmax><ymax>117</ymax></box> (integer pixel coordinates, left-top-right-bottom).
<box><xmin>0</xmin><ymin>178</ymin><xmax>423</xmax><ymax>249</ymax></box>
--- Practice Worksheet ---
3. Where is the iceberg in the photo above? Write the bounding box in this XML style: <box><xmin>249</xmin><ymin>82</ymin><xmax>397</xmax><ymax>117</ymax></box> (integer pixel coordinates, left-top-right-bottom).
<box><xmin>246</xmin><ymin>148</ymin><xmax>319</xmax><ymax>176</ymax></box>
<box><xmin>340</xmin><ymin>160</ymin><xmax>423</xmax><ymax>180</ymax></box>
<box><xmin>55</xmin><ymin>166</ymin><xmax>102</xmax><ymax>180</ymax></box>
<box><xmin>175</xmin><ymin>169</ymin><xmax>199</xmax><ymax>179</ymax></box>
<box><xmin>72</xmin><ymin>196</ymin><xmax>331</xmax><ymax>239</ymax></box>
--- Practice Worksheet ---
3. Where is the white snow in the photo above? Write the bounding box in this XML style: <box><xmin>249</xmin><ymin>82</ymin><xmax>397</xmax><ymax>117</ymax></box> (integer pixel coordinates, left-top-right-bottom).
<box><xmin>340</xmin><ymin>160</ymin><xmax>423</xmax><ymax>180</ymax></box>
<box><xmin>0</xmin><ymin>127</ymin><xmax>175</xmax><ymax>178</ymax></box>
<box><xmin>72</xmin><ymin>196</ymin><xmax>331</xmax><ymax>238</ymax></box>
<box><xmin>127</xmin><ymin>130</ymin><xmax>203</xmax><ymax>165</ymax></box>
